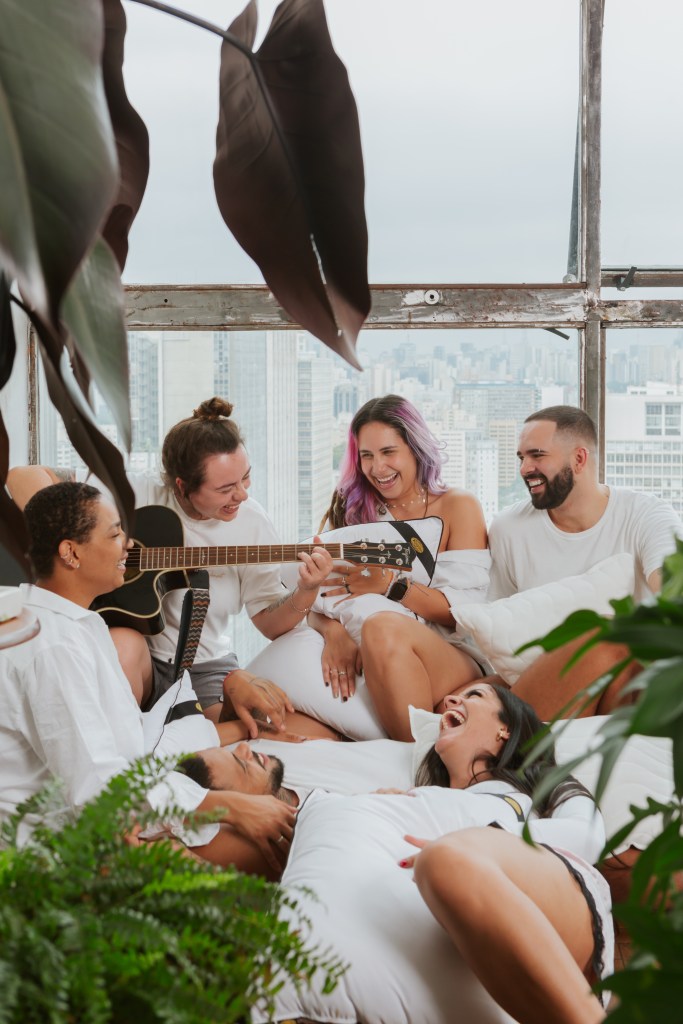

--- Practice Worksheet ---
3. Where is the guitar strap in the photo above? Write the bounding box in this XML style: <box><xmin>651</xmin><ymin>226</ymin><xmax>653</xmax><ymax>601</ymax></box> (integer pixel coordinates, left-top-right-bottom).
<box><xmin>386</xmin><ymin>520</ymin><xmax>436</xmax><ymax>580</ymax></box>
<box><xmin>171</xmin><ymin>569</ymin><xmax>211</xmax><ymax>683</ymax></box>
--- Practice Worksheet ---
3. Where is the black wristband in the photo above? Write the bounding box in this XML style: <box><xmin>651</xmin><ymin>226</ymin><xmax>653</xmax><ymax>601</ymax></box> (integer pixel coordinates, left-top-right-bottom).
<box><xmin>387</xmin><ymin>577</ymin><xmax>409</xmax><ymax>602</ymax></box>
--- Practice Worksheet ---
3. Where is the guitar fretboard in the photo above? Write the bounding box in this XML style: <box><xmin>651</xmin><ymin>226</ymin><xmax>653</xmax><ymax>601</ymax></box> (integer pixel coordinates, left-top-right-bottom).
<box><xmin>126</xmin><ymin>542</ymin><xmax>348</xmax><ymax>571</ymax></box>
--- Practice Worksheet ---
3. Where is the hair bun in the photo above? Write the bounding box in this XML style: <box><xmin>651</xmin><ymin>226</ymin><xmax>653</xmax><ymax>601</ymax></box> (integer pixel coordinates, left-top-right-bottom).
<box><xmin>193</xmin><ymin>397</ymin><xmax>234</xmax><ymax>421</ymax></box>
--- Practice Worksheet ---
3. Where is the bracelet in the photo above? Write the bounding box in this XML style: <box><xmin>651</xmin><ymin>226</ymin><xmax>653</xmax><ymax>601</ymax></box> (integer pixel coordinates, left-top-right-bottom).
<box><xmin>289</xmin><ymin>589</ymin><xmax>313</xmax><ymax>615</ymax></box>
<box><xmin>382</xmin><ymin>570</ymin><xmax>396</xmax><ymax>597</ymax></box>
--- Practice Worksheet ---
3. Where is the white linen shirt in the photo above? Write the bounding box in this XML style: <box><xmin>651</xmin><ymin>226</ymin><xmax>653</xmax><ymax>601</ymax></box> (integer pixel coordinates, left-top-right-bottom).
<box><xmin>0</xmin><ymin>585</ymin><xmax>206</xmax><ymax>843</ymax></box>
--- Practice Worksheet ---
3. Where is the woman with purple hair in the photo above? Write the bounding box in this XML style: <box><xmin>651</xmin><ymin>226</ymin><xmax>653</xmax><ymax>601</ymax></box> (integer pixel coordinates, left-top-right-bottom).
<box><xmin>314</xmin><ymin>394</ymin><xmax>491</xmax><ymax>741</ymax></box>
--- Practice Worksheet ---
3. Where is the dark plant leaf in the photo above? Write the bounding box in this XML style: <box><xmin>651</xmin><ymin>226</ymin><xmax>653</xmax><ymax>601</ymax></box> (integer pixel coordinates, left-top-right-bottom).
<box><xmin>602</xmin><ymin>796</ymin><xmax>675</xmax><ymax>860</ymax></box>
<box><xmin>0</xmin><ymin>0</ymin><xmax>118</xmax><ymax>324</ymax></box>
<box><xmin>100</xmin><ymin>0</ymin><xmax>150</xmax><ymax>271</ymax></box>
<box><xmin>213</xmin><ymin>0</ymin><xmax>369</xmax><ymax>367</ymax></box>
<box><xmin>0</xmin><ymin>409</ymin><xmax>32</xmax><ymax>578</ymax></box>
<box><xmin>21</xmin><ymin>303</ymin><xmax>134</xmax><ymax>534</ymax></box>
<box><xmin>515</xmin><ymin>608</ymin><xmax>606</xmax><ymax>654</ymax></box>
<box><xmin>0</xmin><ymin>271</ymin><xmax>16</xmax><ymax>389</ymax></box>
<box><xmin>61</xmin><ymin>238</ymin><xmax>132</xmax><ymax>450</ymax></box>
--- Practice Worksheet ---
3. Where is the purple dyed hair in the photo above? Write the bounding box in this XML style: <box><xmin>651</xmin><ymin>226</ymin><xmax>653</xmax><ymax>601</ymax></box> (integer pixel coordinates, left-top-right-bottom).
<box><xmin>334</xmin><ymin>394</ymin><xmax>447</xmax><ymax>526</ymax></box>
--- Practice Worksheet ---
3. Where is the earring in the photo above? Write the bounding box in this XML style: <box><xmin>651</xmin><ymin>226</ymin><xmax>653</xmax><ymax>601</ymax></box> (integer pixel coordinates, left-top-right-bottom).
<box><xmin>497</xmin><ymin>731</ymin><xmax>507</xmax><ymax>741</ymax></box>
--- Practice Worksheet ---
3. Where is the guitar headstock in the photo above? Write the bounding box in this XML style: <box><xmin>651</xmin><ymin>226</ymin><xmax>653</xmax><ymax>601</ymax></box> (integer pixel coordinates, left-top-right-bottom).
<box><xmin>343</xmin><ymin>541</ymin><xmax>416</xmax><ymax>570</ymax></box>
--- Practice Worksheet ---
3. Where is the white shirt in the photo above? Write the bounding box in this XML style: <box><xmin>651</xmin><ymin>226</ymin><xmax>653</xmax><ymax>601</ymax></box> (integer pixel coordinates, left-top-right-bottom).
<box><xmin>488</xmin><ymin>487</ymin><xmax>681</xmax><ymax>603</ymax></box>
<box><xmin>0</xmin><ymin>586</ymin><xmax>207</xmax><ymax>843</ymax></box>
<box><xmin>127</xmin><ymin>474</ymin><xmax>286</xmax><ymax>664</ymax></box>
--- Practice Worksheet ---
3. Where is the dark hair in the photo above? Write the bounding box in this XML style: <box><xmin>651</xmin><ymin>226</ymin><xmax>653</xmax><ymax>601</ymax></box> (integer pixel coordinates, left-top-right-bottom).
<box><xmin>176</xmin><ymin>754</ymin><xmax>212</xmax><ymax>790</ymax></box>
<box><xmin>525</xmin><ymin>405</ymin><xmax>597</xmax><ymax>449</ymax></box>
<box><xmin>161</xmin><ymin>397</ymin><xmax>246</xmax><ymax>498</ymax></box>
<box><xmin>415</xmin><ymin>685</ymin><xmax>590</xmax><ymax>818</ymax></box>
<box><xmin>322</xmin><ymin>394</ymin><xmax>447</xmax><ymax>529</ymax></box>
<box><xmin>24</xmin><ymin>482</ymin><xmax>101</xmax><ymax>578</ymax></box>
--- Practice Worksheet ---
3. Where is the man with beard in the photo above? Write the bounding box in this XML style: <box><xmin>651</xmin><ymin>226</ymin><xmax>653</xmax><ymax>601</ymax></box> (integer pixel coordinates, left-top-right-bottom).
<box><xmin>177</xmin><ymin>742</ymin><xmax>301</xmax><ymax>880</ymax></box>
<box><xmin>486</xmin><ymin>405</ymin><xmax>681</xmax><ymax>718</ymax></box>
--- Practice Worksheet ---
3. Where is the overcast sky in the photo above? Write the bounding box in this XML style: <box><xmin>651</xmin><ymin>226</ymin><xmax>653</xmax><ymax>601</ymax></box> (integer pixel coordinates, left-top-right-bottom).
<box><xmin>121</xmin><ymin>0</ymin><xmax>683</xmax><ymax>286</ymax></box>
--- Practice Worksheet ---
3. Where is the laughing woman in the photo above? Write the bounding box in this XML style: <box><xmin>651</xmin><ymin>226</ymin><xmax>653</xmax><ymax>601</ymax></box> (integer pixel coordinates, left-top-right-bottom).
<box><xmin>403</xmin><ymin>683</ymin><xmax>610</xmax><ymax>1024</ymax></box>
<box><xmin>314</xmin><ymin>394</ymin><xmax>491</xmax><ymax>740</ymax></box>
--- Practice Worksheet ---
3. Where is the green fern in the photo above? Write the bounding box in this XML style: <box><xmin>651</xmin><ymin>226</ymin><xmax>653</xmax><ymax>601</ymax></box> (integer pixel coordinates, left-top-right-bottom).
<box><xmin>0</xmin><ymin>762</ymin><xmax>345</xmax><ymax>1023</ymax></box>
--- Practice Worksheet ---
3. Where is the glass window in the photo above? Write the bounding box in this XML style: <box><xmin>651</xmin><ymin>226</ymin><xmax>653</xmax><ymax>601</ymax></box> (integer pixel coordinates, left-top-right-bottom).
<box><xmin>122</xmin><ymin>0</ymin><xmax>579</xmax><ymax>284</ymax></box>
<box><xmin>602</xmin><ymin>0</ymin><xmax>683</xmax><ymax>266</ymax></box>
<box><xmin>606</xmin><ymin>329</ymin><xmax>683</xmax><ymax>516</ymax></box>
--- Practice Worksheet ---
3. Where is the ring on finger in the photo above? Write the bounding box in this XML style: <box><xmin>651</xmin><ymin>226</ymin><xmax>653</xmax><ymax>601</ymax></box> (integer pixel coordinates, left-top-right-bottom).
<box><xmin>338</xmin><ymin>670</ymin><xmax>347</xmax><ymax>676</ymax></box>
<box><xmin>276</xmin><ymin>835</ymin><xmax>286</xmax><ymax>845</ymax></box>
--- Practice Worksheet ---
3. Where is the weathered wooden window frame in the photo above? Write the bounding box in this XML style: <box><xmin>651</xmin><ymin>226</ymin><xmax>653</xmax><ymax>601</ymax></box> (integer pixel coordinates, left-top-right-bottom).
<box><xmin>29</xmin><ymin>0</ymin><xmax>683</xmax><ymax>471</ymax></box>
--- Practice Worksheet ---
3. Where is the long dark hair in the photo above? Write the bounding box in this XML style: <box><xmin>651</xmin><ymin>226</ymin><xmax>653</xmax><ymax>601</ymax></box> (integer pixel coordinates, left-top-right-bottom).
<box><xmin>414</xmin><ymin>685</ymin><xmax>591</xmax><ymax>818</ymax></box>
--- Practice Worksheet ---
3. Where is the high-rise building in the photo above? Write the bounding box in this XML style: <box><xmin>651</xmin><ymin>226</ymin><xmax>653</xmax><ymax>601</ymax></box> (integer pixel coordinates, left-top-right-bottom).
<box><xmin>607</xmin><ymin>388</ymin><xmax>683</xmax><ymax>515</ymax></box>
<box><xmin>298</xmin><ymin>349</ymin><xmax>335</xmax><ymax>537</ymax></box>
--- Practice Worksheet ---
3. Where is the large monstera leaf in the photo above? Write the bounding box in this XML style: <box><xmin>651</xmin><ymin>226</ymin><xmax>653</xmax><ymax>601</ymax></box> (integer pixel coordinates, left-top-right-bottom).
<box><xmin>0</xmin><ymin>0</ymin><xmax>140</xmax><ymax>572</ymax></box>
<box><xmin>214</xmin><ymin>0</ymin><xmax>370</xmax><ymax>368</ymax></box>
<box><xmin>100</xmin><ymin>0</ymin><xmax>151</xmax><ymax>271</ymax></box>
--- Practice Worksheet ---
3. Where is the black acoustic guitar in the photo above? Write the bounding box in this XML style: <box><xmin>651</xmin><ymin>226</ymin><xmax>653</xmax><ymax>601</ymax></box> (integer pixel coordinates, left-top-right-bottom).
<box><xmin>91</xmin><ymin>505</ymin><xmax>416</xmax><ymax>635</ymax></box>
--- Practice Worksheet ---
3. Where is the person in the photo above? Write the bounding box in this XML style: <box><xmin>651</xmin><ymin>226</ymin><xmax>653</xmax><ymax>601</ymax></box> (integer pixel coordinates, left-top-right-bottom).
<box><xmin>0</xmin><ymin>481</ymin><xmax>295</xmax><ymax>870</ymax></box>
<box><xmin>176</xmin><ymin>741</ymin><xmax>304</xmax><ymax>879</ymax></box>
<box><xmin>311</xmin><ymin>393</ymin><xmax>491</xmax><ymax>740</ymax></box>
<box><xmin>262</xmin><ymin>683</ymin><xmax>611</xmax><ymax>1024</ymax></box>
<box><xmin>484</xmin><ymin>404</ymin><xmax>682</xmax><ymax>719</ymax></box>
<box><xmin>7</xmin><ymin>397</ymin><xmax>336</xmax><ymax>737</ymax></box>
<box><xmin>400</xmin><ymin>686</ymin><xmax>608</xmax><ymax>1023</ymax></box>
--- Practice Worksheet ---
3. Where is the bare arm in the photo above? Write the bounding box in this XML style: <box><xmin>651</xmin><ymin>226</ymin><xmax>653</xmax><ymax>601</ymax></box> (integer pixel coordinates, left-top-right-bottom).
<box><xmin>252</xmin><ymin>540</ymin><xmax>334</xmax><ymax>640</ymax></box>
<box><xmin>6</xmin><ymin>465</ymin><xmax>63</xmax><ymax>508</ymax></box>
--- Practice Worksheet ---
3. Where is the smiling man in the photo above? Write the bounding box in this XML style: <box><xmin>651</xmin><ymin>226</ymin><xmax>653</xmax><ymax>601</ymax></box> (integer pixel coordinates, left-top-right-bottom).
<box><xmin>177</xmin><ymin>741</ymin><xmax>304</xmax><ymax>879</ymax></box>
<box><xmin>486</xmin><ymin>405</ymin><xmax>681</xmax><ymax>718</ymax></box>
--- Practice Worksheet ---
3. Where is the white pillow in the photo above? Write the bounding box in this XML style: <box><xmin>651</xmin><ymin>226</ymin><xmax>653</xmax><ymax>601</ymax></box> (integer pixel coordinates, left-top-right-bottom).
<box><xmin>142</xmin><ymin>670</ymin><xmax>219</xmax><ymax>759</ymax></box>
<box><xmin>280</xmin><ymin>516</ymin><xmax>444</xmax><ymax>644</ymax></box>
<box><xmin>251</xmin><ymin>789</ymin><xmax>516</xmax><ymax>1024</ymax></box>
<box><xmin>245</xmin><ymin>623</ymin><xmax>388</xmax><ymax>740</ymax></box>
<box><xmin>250</xmin><ymin>735</ymin><xmax>415</xmax><ymax>795</ymax></box>
<box><xmin>408</xmin><ymin>707</ymin><xmax>674</xmax><ymax>855</ymax></box>
<box><xmin>455</xmin><ymin>552</ymin><xmax>635</xmax><ymax>684</ymax></box>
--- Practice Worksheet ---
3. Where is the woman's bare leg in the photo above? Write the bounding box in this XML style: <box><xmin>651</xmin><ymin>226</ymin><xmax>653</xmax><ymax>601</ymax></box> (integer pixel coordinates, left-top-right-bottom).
<box><xmin>360</xmin><ymin>613</ymin><xmax>482</xmax><ymax>740</ymax></box>
<box><xmin>412</xmin><ymin>828</ymin><xmax>606</xmax><ymax>1024</ymax></box>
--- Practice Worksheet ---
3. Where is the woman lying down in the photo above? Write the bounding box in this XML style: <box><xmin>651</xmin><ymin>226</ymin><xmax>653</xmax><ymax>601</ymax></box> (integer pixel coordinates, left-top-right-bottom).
<box><xmin>249</xmin><ymin>684</ymin><xmax>612</xmax><ymax>1024</ymax></box>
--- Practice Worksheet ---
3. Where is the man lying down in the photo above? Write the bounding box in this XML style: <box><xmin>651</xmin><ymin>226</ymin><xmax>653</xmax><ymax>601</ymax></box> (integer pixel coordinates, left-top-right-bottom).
<box><xmin>179</xmin><ymin>684</ymin><xmax>616</xmax><ymax>1024</ymax></box>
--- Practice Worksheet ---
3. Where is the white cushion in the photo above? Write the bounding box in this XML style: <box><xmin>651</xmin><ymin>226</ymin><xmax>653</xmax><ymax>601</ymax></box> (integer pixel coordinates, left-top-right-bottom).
<box><xmin>246</xmin><ymin>623</ymin><xmax>388</xmax><ymax>740</ymax></box>
<box><xmin>408</xmin><ymin>707</ymin><xmax>673</xmax><ymax>855</ymax></box>
<box><xmin>142</xmin><ymin>670</ymin><xmax>219</xmax><ymax>758</ymax></box>
<box><xmin>455</xmin><ymin>552</ymin><xmax>635</xmax><ymax>684</ymax></box>
<box><xmin>280</xmin><ymin>517</ymin><xmax>444</xmax><ymax>643</ymax></box>
<box><xmin>250</xmin><ymin>735</ymin><xmax>415</xmax><ymax>796</ymax></box>
<box><xmin>251</xmin><ymin>788</ymin><xmax>516</xmax><ymax>1024</ymax></box>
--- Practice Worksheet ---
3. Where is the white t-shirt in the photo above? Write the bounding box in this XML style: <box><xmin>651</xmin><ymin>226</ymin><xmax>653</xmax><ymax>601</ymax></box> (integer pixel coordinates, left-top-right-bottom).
<box><xmin>126</xmin><ymin>474</ymin><xmax>286</xmax><ymax>665</ymax></box>
<box><xmin>488</xmin><ymin>487</ymin><xmax>681</xmax><ymax>603</ymax></box>
<box><xmin>0</xmin><ymin>586</ymin><xmax>207</xmax><ymax>843</ymax></box>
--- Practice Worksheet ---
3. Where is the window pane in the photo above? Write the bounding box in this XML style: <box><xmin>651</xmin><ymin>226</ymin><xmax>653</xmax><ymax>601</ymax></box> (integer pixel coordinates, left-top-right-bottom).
<box><xmin>39</xmin><ymin>325</ymin><xmax>579</xmax><ymax>657</ymax></box>
<box><xmin>602</xmin><ymin>0</ymin><xmax>683</xmax><ymax>266</ymax></box>
<box><xmin>123</xmin><ymin>0</ymin><xmax>579</xmax><ymax>284</ymax></box>
<box><xmin>606</xmin><ymin>329</ymin><xmax>683</xmax><ymax>518</ymax></box>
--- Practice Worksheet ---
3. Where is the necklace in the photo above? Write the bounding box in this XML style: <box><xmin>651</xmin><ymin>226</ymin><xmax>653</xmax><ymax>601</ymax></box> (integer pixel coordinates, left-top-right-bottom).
<box><xmin>377</xmin><ymin>489</ymin><xmax>428</xmax><ymax>516</ymax></box>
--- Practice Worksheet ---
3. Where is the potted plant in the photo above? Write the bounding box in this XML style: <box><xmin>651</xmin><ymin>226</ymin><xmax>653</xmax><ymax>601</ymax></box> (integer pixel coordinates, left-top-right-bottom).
<box><xmin>524</xmin><ymin>539</ymin><xmax>683</xmax><ymax>1020</ymax></box>
<box><xmin>0</xmin><ymin>761</ymin><xmax>344</xmax><ymax>1023</ymax></box>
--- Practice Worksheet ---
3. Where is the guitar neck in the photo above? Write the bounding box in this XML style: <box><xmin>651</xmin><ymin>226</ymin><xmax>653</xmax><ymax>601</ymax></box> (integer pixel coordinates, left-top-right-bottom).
<box><xmin>129</xmin><ymin>542</ymin><xmax>347</xmax><ymax>571</ymax></box>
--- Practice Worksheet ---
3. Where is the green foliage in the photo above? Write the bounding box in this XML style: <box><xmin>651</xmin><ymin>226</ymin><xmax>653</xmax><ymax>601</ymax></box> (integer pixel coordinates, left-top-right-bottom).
<box><xmin>525</xmin><ymin>539</ymin><xmax>683</xmax><ymax>1021</ymax></box>
<box><xmin>0</xmin><ymin>762</ymin><xmax>344</xmax><ymax>1024</ymax></box>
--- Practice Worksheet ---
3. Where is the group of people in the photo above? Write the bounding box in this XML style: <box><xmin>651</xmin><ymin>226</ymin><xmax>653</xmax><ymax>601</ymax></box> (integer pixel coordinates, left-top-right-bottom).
<box><xmin>3</xmin><ymin>393</ymin><xmax>681</xmax><ymax>1024</ymax></box>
